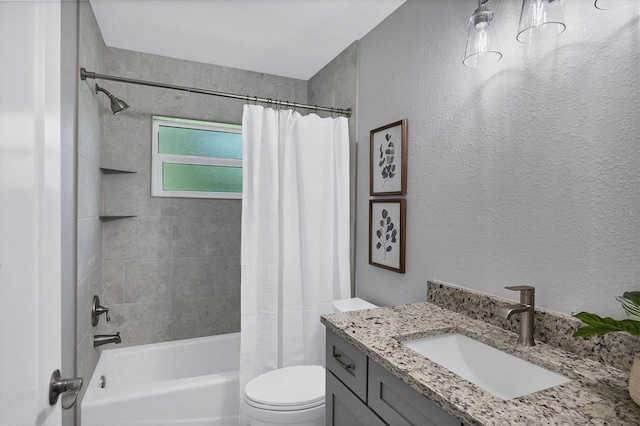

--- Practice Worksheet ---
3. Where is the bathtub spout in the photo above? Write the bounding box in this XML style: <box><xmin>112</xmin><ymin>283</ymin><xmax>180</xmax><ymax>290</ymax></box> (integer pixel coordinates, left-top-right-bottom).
<box><xmin>94</xmin><ymin>332</ymin><xmax>121</xmax><ymax>347</ymax></box>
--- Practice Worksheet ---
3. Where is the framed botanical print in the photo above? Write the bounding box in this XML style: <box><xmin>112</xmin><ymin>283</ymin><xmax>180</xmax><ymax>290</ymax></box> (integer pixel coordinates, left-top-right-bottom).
<box><xmin>370</xmin><ymin>119</ymin><xmax>407</xmax><ymax>196</ymax></box>
<box><xmin>369</xmin><ymin>199</ymin><xmax>406</xmax><ymax>273</ymax></box>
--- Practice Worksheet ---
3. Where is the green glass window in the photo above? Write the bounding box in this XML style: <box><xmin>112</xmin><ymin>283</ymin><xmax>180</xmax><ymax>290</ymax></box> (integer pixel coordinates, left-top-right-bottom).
<box><xmin>151</xmin><ymin>116</ymin><xmax>242</xmax><ymax>199</ymax></box>
<box><xmin>158</xmin><ymin>126</ymin><xmax>242</xmax><ymax>159</ymax></box>
<box><xmin>162</xmin><ymin>163</ymin><xmax>242</xmax><ymax>193</ymax></box>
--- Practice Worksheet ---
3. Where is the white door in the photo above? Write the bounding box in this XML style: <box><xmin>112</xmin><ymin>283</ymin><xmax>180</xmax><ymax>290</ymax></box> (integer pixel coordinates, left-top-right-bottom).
<box><xmin>0</xmin><ymin>1</ymin><xmax>63</xmax><ymax>424</ymax></box>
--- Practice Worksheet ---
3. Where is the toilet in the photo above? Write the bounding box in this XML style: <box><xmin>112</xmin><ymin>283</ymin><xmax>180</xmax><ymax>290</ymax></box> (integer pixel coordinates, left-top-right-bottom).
<box><xmin>243</xmin><ymin>297</ymin><xmax>378</xmax><ymax>426</ymax></box>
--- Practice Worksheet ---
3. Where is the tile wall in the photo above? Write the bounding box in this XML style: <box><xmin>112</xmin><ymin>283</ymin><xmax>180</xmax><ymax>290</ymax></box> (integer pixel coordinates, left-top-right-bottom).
<box><xmin>76</xmin><ymin>0</ymin><xmax>106</xmax><ymax>409</ymax></box>
<box><xmin>98</xmin><ymin>47</ymin><xmax>308</xmax><ymax>346</ymax></box>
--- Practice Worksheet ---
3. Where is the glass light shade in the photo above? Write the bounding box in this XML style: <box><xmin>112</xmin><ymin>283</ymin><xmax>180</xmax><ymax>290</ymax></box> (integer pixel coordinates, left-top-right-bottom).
<box><xmin>594</xmin><ymin>0</ymin><xmax>636</xmax><ymax>10</ymax></box>
<box><xmin>463</xmin><ymin>8</ymin><xmax>502</xmax><ymax>68</ymax></box>
<box><xmin>517</xmin><ymin>0</ymin><xmax>566</xmax><ymax>43</ymax></box>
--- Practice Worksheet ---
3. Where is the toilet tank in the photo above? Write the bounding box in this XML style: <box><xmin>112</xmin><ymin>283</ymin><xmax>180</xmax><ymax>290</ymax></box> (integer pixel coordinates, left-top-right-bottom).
<box><xmin>333</xmin><ymin>297</ymin><xmax>378</xmax><ymax>312</ymax></box>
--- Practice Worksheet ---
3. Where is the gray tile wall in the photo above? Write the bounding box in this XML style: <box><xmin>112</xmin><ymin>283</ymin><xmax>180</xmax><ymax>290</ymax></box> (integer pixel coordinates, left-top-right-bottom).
<box><xmin>307</xmin><ymin>41</ymin><xmax>358</xmax><ymax>292</ymax></box>
<box><xmin>76</xmin><ymin>0</ymin><xmax>106</xmax><ymax>410</ymax></box>
<box><xmin>99</xmin><ymin>47</ymin><xmax>308</xmax><ymax>347</ymax></box>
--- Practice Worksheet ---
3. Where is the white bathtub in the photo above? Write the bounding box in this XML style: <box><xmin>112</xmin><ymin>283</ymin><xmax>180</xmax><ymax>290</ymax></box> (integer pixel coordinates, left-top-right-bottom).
<box><xmin>82</xmin><ymin>333</ymin><xmax>240</xmax><ymax>425</ymax></box>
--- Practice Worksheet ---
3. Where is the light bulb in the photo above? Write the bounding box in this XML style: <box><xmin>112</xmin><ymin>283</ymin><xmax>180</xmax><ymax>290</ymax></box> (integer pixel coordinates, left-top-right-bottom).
<box><xmin>476</xmin><ymin>22</ymin><xmax>489</xmax><ymax>53</ymax></box>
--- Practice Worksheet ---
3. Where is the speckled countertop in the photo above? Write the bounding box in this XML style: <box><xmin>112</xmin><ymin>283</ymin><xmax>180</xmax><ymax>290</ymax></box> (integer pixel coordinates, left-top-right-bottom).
<box><xmin>321</xmin><ymin>302</ymin><xmax>640</xmax><ymax>425</ymax></box>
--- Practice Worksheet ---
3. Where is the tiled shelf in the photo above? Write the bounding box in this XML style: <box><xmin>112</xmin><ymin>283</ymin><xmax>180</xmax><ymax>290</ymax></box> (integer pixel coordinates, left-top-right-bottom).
<box><xmin>99</xmin><ymin>215</ymin><xmax>136</xmax><ymax>221</ymax></box>
<box><xmin>100</xmin><ymin>167</ymin><xmax>136</xmax><ymax>220</ymax></box>
<box><xmin>100</xmin><ymin>167</ymin><xmax>136</xmax><ymax>174</ymax></box>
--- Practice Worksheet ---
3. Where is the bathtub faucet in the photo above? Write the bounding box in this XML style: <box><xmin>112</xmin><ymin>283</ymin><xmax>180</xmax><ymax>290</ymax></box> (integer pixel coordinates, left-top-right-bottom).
<box><xmin>94</xmin><ymin>332</ymin><xmax>121</xmax><ymax>347</ymax></box>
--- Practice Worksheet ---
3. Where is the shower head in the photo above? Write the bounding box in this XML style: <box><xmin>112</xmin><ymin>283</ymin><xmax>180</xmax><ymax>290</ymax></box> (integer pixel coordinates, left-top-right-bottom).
<box><xmin>95</xmin><ymin>83</ymin><xmax>129</xmax><ymax>115</ymax></box>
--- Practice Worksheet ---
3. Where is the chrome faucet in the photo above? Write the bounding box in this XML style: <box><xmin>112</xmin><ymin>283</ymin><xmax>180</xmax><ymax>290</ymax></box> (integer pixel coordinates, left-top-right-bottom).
<box><xmin>496</xmin><ymin>286</ymin><xmax>535</xmax><ymax>346</ymax></box>
<box><xmin>94</xmin><ymin>332</ymin><xmax>121</xmax><ymax>347</ymax></box>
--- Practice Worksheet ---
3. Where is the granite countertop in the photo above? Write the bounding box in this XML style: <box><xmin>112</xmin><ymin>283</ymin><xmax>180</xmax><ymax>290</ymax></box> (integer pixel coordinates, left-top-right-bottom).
<box><xmin>321</xmin><ymin>302</ymin><xmax>640</xmax><ymax>425</ymax></box>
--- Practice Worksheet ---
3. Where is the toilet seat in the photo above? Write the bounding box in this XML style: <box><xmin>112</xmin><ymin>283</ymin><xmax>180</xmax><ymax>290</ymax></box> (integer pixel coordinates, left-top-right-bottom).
<box><xmin>244</xmin><ymin>365</ymin><xmax>325</xmax><ymax>411</ymax></box>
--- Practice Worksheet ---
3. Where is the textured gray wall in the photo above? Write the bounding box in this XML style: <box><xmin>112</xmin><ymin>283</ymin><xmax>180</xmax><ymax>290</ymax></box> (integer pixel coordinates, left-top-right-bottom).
<box><xmin>308</xmin><ymin>41</ymin><xmax>358</xmax><ymax>291</ymax></box>
<box><xmin>356</xmin><ymin>0</ymin><xmax>639</xmax><ymax>317</ymax></box>
<box><xmin>98</xmin><ymin>47</ymin><xmax>308</xmax><ymax>347</ymax></box>
<box><xmin>76</xmin><ymin>0</ymin><xmax>105</xmax><ymax>408</ymax></box>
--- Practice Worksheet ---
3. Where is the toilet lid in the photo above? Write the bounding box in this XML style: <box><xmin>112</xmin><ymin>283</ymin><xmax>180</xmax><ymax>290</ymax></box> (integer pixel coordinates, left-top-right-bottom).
<box><xmin>245</xmin><ymin>365</ymin><xmax>325</xmax><ymax>408</ymax></box>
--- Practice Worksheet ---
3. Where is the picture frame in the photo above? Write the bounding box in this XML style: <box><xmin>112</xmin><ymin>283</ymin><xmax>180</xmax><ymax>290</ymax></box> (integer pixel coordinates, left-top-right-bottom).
<box><xmin>369</xmin><ymin>199</ymin><xmax>406</xmax><ymax>273</ymax></box>
<box><xmin>370</xmin><ymin>119</ymin><xmax>407</xmax><ymax>196</ymax></box>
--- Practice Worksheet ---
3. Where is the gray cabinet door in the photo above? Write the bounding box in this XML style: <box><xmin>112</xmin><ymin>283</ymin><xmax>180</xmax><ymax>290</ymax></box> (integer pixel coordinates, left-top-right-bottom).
<box><xmin>326</xmin><ymin>329</ymin><xmax>369</xmax><ymax>401</ymax></box>
<box><xmin>368</xmin><ymin>361</ymin><xmax>461</xmax><ymax>426</ymax></box>
<box><xmin>327</xmin><ymin>371</ymin><xmax>387</xmax><ymax>426</ymax></box>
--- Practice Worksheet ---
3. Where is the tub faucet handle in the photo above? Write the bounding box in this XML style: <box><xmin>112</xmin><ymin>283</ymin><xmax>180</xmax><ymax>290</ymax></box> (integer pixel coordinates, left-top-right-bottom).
<box><xmin>92</xmin><ymin>295</ymin><xmax>110</xmax><ymax>326</ymax></box>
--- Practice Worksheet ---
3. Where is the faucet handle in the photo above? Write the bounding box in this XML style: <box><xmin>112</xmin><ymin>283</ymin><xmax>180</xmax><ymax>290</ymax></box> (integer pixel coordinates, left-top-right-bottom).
<box><xmin>505</xmin><ymin>285</ymin><xmax>534</xmax><ymax>294</ymax></box>
<box><xmin>92</xmin><ymin>295</ymin><xmax>110</xmax><ymax>326</ymax></box>
<box><xmin>505</xmin><ymin>286</ymin><xmax>535</xmax><ymax>305</ymax></box>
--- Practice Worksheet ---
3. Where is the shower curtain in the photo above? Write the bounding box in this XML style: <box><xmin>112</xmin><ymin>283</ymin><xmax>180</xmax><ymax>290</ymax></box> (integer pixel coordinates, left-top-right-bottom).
<box><xmin>239</xmin><ymin>105</ymin><xmax>350</xmax><ymax>418</ymax></box>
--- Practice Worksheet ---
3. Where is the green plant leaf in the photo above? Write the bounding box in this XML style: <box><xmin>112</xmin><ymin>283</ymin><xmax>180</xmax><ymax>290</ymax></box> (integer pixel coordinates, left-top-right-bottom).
<box><xmin>621</xmin><ymin>292</ymin><xmax>640</xmax><ymax>320</ymax></box>
<box><xmin>623</xmin><ymin>292</ymin><xmax>640</xmax><ymax>305</ymax></box>
<box><xmin>572</xmin><ymin>312</ymin><xmax>640</xmax><ymax>337</ymax></box>
<box><xmin>616</xmin><ymin>295</ymin><xmax>640</xmax><ymax>322</ymax></box>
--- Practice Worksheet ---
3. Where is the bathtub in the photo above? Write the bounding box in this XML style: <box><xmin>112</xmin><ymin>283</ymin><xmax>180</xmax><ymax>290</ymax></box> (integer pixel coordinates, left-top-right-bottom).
<box><xmin>82</xmin><ymin>332</ymin><xmax>240</xmax><ymax>425</ymax></box>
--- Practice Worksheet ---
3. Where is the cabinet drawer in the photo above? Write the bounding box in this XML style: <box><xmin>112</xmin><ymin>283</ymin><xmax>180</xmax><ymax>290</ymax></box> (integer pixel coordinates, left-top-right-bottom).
<box><xmin>368</xmin><ymin>361</ymin><xmax>460</xmax><ymax>426</ymax></box>
<box><xmin>326</xmin><ymin>329</ymin><xmax>368</xmax><ymax>401</ymax></box>
<box><xmin>327</xmin><ymin>372</ymin><xmax>386</xmax><ymax>426</ymax></box>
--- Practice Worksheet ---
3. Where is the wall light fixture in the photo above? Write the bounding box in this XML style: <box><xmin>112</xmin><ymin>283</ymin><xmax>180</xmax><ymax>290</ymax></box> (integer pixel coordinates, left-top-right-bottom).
<box><xmin>594</xmin><ymin>0</ymin><xmax>636</xmax><ymax>10</ymax></box>
<box><xmin>463</xmin><ymin>0</ymin><xmax>503</xmax><ymax>67</ymax></box>
<box><xmin>516</xmin><ymin>0</ymin><xmax>566</xmax><ymax>43</ymax></box>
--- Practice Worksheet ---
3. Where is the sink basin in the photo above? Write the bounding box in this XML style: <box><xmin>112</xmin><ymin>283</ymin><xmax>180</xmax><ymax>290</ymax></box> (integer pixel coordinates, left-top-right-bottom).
<box><xmin>402</xmin><ymin>333</ymin><xmax>570</xmax><ymax>400</ymax></box>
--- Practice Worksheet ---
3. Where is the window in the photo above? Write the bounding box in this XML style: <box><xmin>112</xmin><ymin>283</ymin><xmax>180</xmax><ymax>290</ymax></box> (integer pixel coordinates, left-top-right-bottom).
<box><xmin>151</xmin><ymin>116</ymin><xmax>242</xmax><ymax>199</ymax></box>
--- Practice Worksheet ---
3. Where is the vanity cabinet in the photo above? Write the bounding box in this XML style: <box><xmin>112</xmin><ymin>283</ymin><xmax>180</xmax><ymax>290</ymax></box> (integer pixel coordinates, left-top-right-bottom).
<box><xmin>326</xmin><ymin>329</ymin><xmax>461</xmax><ymax>426</ymax></box>
<box><xmin>327</xmin><ymin>372</ymin><xmax>386</xmax><ymax>426</ymax></box>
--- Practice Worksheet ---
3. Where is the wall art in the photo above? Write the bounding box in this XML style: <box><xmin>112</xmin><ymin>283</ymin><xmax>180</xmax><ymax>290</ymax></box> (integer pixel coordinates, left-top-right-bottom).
<box><xmin>370</xmin><ymin>119</ymin><xmax>407</xmax><ymax>195</ymax></box>
<box><xmin>369</xmin><ymin>199</ymin><xmax>406</xmax><ymax>273</ymax></box>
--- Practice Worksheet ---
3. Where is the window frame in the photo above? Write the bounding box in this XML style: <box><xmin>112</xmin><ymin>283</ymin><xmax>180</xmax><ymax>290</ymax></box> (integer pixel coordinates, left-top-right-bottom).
<box><xmin>151</xmin><ymin>116</ymin><xmax>243</xmax><ymax>199</ymax></box>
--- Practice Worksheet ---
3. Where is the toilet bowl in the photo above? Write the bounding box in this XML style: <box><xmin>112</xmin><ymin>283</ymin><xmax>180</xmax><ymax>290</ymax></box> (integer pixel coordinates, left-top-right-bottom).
<box><xmin>243</xmin><ymin>297</ymin><xmax>378</xmax><ymax>426</ymax></box>
<box><xmin>244</xmin><ymin>365</ymin><xmax>325</xmax><ymax>426</ymax></box>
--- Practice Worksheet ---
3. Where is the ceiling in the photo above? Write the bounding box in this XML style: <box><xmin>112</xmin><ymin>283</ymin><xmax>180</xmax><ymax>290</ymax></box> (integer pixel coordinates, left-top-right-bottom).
<box><xmin>90</xmin><ymin>0</ymin><xmax>406</xmax><ymax>81</ymax></box>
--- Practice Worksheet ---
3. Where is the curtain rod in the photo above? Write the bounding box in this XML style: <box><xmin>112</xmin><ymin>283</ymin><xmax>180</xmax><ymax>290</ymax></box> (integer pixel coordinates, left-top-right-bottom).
<box><xmin>80</xmin><ymin>68</ymin><xmax>351</xmax><ymax>118</ymax></box>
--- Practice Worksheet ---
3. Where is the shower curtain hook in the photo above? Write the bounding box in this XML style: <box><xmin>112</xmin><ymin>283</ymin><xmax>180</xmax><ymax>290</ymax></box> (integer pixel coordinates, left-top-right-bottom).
<box><xmin>254</xmin><ymin>96</ymin><xmax>258</xmax><ymax>105</ymax></box>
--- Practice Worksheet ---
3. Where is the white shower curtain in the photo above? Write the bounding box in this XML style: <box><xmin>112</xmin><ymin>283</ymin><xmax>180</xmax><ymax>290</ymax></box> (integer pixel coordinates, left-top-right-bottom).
<box><xmin>239</xmin><ymin>105</ymin><xmax>350</xmax><ymax>418</ymax></box>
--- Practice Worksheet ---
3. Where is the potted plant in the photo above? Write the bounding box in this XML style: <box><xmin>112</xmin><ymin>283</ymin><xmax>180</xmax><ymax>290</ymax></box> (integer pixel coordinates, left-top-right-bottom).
<box><xmin>573</xmin><ymin>291</ymin><xmax>640</xmax><ymax>405</ymax></box>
